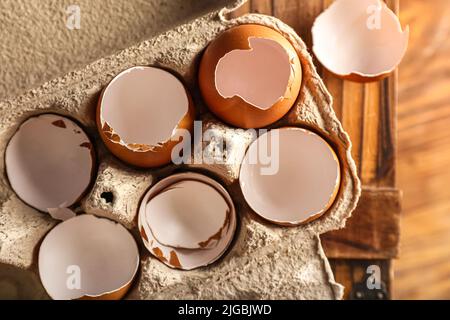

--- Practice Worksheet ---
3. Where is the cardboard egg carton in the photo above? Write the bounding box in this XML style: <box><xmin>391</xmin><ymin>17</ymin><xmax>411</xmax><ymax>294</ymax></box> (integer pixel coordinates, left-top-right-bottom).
<box><xmin>0</xmin><ymin>0</ymin><xmax>360</xmax><ymax>299</ymax></box>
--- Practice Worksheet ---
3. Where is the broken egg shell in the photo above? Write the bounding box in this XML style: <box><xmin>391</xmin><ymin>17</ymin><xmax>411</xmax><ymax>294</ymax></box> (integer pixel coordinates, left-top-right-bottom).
<box><xmin>76</xmin><ymin>282</ymin><xmax>134</xmax><ymax>300</ymax></box>
<box><xmin>148</xmin><ymin>180</ymin><xmax>231</xmax><ymax>250</ymax></box>
<box><xmin>5</xmin><ymin>114</ymin><xmax>96</xmax><ymax>214</ymax></box>
<box><xmin>138</xmin><ymin>172</ymin><xmax>237</xmax><ymax>270</ymax></box>
<box><xmin>312</xmin><ymin>0</ymin><xmax>409</xmax><ymax>82</ymax></box>
<box><xmin>324</xmin><ymin>68</ymin><xmax>392</xmax><ymax>83</ymax></box>
<box><xmin>38</xmin><ymin>214</ymin><xmax>140</xmax><ymax>300</ymax></box>
<box><xmin>199</xmin><ymin>24</ymin><xmax>302</xmax><ymax>129</ymax></box>
<box><xmin>145</xmin><ymin>179</ymin><xmax>230</xmax><ymax>250</ymax></box>
<box><xmin>47</xmin><ymin>207</ymin><xmax>77</xmax><ymax>221</ymax></box>
<box><xmin>140</xmin><ymin>203</ymin><xmax>235</xmax><ymax>271</ymax></box>
<box><xmin>239</xmin><ymin>127</ymin><xmax>341</xmax><ymax>226</ymax></box>
<box><xmin>97</xmin><ymin>66</ymin><xmax>195</xmax><ymax>168</ymax></box>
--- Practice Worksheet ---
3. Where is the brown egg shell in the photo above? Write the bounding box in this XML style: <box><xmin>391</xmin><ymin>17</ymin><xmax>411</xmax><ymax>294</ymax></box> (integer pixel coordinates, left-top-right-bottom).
<box><xmin>77</xmin><ymin>281</ymin><xmax>134</xmax><ymax>300</ymax></box>
<box><xmin>96</xmin><ymin>68</ymin><xmax>196</xmax><ymax>169</ymax></box>
<box><xmin>145</xmin><ymin>179</ymin><xmax>231</xmax><ymax>250</ymax></box>
<box><xmin>199</xmin><ymin>24</ymin><xmax>302</xmax><ymax>129</ymax></box>
<box><xmin>138</xmin><ymin>172</ymin><xmax>237</xmax><ymax>271</ymax></box>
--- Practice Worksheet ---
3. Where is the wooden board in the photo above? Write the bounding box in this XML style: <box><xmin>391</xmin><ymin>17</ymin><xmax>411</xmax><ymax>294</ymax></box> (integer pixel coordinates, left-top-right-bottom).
<box><xmin>322</xmin><ymin>187</ymin><xmax>401</xmax><ymax>259</ymax></box>
<box><xmin>395</xmin><ymin>0</ymin><xmax>450</xmax><ymax>299</ymax></box>
<box><xmin>231</xmin><ymin>0</ymin><xmax>401</xmax><ymax>299</ymax></box>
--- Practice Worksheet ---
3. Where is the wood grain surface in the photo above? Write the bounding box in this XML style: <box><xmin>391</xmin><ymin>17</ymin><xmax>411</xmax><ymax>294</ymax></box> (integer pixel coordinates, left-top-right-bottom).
<box><xmin>395</xmin><ymin>0</ymin><xmax>450</xmax><ymax>300</ymax></box>
<box><xmin>322</xmin><ymin>187</ymin><xmax>401</xmax><ymax>259</ymax></box>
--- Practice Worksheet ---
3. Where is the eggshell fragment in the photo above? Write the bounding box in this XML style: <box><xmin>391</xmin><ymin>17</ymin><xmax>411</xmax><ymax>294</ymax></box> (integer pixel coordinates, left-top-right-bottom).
<box><xmin>312</xmin><ymin>0</ymin><xmax>409</xmax><ymax>82</ymax></box>
<box><xmin>139</xmin><ymin>172</ymin><xmax>236</xmax><ymax>270</ymax></box>
<box><xmin>146</xmin><ymin>179</ymin><xmax>230</xmax><ymax>250</ymax></box>
<box><xmin>97</xmin><ymin>66</ymin><xmax>195</xmax><ymax>168</ymax></box>
<box><xmin>47</xmin><ymin>207</ymin><xmax>77</xmax><ymax>221</ymax></box>
<box><xmin>5</xmin><ymin>114</ymin><xmax>95</xmax><ymax>213</ymax></box>
<box><xmin>38</xmin><ymin>215</ymin><xmax>139</xmax><ymax>300</ymax></box>
<box><xmin>239</xmin><ymin>127</ymin><xmax>340</xmax><ymax>226</ymax></box>
<box><xmin>199</xmin><ymin>24</ymin><xmax>302</xmax><ymax>128</ymax></box>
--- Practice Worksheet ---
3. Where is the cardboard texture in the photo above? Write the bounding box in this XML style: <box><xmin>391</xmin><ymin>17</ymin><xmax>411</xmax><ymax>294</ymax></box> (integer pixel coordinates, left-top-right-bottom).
<box><xmin>0</xmin><ymin>0</ymin><xmax>360</xmax><ymax>299</ymax></box>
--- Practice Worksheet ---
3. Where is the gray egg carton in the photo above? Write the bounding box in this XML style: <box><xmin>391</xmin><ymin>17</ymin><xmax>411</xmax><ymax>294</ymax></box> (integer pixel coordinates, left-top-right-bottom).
<box><xmin>0</xmin><ymin>0</ymin><xmax>360</xmax><ymax>299</ymax></box>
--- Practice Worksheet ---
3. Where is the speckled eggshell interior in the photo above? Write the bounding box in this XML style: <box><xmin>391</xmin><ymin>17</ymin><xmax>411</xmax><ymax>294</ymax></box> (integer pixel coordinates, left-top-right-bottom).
<box><xmin>0</xmin><ymin>0</ymin><xmax>360</xmax><ymax>300</ymax></box>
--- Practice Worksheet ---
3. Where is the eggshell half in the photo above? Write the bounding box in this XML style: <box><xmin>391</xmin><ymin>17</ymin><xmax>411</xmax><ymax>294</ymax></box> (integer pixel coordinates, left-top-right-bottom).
<box><xmin>5</xmin><ymin>114</ymin><xmax>95</xmax><ymax>213</ymax></box>
<box><xmin>146</xmin><ymin>179</ymin><xmax>230</xmax><ymax>250</ymax></box>
<box><xmin>312</xmin><ymin>0</ymin><xmax>409</xmax><ymax>82</ymax></box>
<box><xmin>239</xmin><ymin>127</ymin><xmax>341</xmax><ymax>226</ymax></box>
<box><xmin>199</xmin><ymin>24</ymin><xmax>302</xmax><ymax>128</ymax></box>
<box><xmin>138</xmin><ymin>172</ymin><xmax>236</xmax><ymax>270</ymax></box>
<box><xmin>97</xmin><ymin>66</ymin><xmax>195</xmax><ymax>168</ymax></box>
<box><xmin>38</xmin><ymin>214</ymin><xmax>139</xmax><ymax>300</ymax></box>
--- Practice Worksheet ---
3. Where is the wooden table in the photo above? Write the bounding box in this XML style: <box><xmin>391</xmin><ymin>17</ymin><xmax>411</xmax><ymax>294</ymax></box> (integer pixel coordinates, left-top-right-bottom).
<box><xmin>232</xmin><ymin>0</ymin><xmax>402</xmax><ymax>299</ymax></box>
<box><xmin>395</xmin><ymin>0</ymin><xmax>450</xmax><ymax>299</ymax></box>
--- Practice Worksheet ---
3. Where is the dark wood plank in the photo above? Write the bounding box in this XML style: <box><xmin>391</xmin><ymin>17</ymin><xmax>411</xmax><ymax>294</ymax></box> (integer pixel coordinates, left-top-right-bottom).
<box><xmin>330</xmin><ymin>259</ymin><xmax>392</xmax><ymax>299</ymax></box>
<box><xmin>322</xmin><ymin>188</ymin><xmax>401</xmax><ymax>259</ymax></box>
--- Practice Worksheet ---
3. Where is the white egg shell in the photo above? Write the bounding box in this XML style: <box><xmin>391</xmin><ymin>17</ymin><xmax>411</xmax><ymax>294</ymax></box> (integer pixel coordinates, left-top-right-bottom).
<box><xmin>5</xmin><ymin>114</ymin><xmax>94</xmax><ymax>213</ymax></box>
<box><xmin>138</xmin><ymin>172</ymin><xmax>236</xmax><ymax>270</ymax></box>
<box><xmin>146</xmin><ymin>179</ymin><xmax>230</xmax><ymax>250</ymax></box>
<box><xmin>38</xmin><ymin>215</ymin><xmax>139</xmax><ymax>300</ymax></box>
<box><xmin>312</xmin><ymin>0</ymin><xmax>409</xmax><ymax>81</ymax></box>
<box><xmin>239</xmin><ymin>127</ymin><xmax>340</xmax><ymax>226</ymax></box>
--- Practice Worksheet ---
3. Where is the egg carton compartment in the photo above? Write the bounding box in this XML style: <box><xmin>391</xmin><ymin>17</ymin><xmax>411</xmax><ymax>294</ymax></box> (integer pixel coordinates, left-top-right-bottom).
<box><xmin>0</xmin><ymin>0</ymin><xmax>360</xmax><ymax>299</ymax></box>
